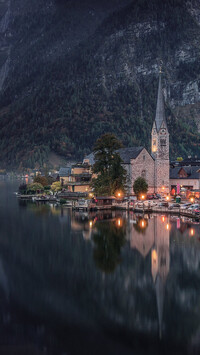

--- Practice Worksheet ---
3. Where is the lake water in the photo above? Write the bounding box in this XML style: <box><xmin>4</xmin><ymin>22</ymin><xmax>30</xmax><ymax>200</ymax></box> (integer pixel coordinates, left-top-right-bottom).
<box><xmin>0</xmin><ymin>180</ymin><xmax>200</xmax><ymax>354</ymax></box>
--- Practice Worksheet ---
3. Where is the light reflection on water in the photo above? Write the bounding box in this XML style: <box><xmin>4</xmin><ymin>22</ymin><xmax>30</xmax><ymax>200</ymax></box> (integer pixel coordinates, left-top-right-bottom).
<box><xmin>0</xmin><ymin>181</ymin><xmax>200</xmax><ymax>354</ymax></box>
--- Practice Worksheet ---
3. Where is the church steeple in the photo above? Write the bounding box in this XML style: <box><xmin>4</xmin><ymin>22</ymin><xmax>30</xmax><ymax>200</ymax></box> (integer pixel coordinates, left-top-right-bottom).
<box><xmin>155</xmin><ymin>72</ymin><xmax>167</xmax><ymax>132</ymax></box>
<box><xmin>151</xmin><ymin>68</ymin><xmax>170</xmax><ymax>194</ymax></box>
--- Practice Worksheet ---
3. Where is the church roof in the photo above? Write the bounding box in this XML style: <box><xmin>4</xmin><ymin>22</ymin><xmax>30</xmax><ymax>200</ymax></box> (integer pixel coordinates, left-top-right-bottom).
<box><xmin>155</xmin><ymin>74</ymin><xmax>167</xmax><ymax>132</ymax></box>
<box><xmin>83</xmin><ymin>147</ymin><xmax>144</xmax><ymax>165</ymax></box>
<box><xmin>118</xmin><ymin>147</ymin><xmax>144</xmax><ymax>163</ymax></box>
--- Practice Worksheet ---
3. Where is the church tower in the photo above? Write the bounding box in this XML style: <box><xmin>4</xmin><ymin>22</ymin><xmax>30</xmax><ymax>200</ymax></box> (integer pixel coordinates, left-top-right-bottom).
<box><xmin>151</xmin><ymin>71</ymin><xmax>169</xmax><ymax>194</ymax></box>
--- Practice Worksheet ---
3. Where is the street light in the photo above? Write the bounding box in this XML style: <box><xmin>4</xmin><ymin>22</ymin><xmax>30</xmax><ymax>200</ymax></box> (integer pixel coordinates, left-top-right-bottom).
<box><xmin>140</xmin><ymin>194</ymin><xmax>145</xmax><ymax>212</ymax></box>
<box><xmin>116</xmin><ymin>191</ymin><xmax>123</xmax><ymax>199</ymax></box>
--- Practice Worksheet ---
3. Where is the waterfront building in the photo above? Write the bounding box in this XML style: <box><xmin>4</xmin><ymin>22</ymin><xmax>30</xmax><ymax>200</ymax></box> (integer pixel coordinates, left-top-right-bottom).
<box><xmin>59</xmin><ymin>163</ymin><xmax>92</xmax><ymax>193</ymax></box>
<box><xmin>170</xmin><ymin>160</ymin><xmax>200</xmax><ymax>195</ymax></box>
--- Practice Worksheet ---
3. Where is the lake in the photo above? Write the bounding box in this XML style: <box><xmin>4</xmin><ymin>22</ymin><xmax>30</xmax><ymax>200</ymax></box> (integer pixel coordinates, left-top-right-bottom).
<box><xmin>0</xmin><ymin>180</ymin><xmax>200</xmax><ymax>354</ymax></box>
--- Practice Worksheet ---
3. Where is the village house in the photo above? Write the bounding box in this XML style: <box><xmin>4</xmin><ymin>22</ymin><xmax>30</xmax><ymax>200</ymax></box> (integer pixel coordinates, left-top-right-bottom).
<box><xmin>59</xmin><ymin>163</ymin><xmax>92</xmax><ymax>193</ymax></box>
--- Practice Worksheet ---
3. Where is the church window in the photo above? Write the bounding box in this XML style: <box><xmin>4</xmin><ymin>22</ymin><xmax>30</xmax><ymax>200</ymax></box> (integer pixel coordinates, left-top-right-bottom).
<box><xmin>160</xmin><ymin>138</ymin><xmax>166</xmax><ymax>146</ymax></box>
<box><xmin>141</xmin><ymin>170</ymin><xmax>146</xmax><ymax>179</ymax></box>
<box><xmin>143</xmin><ymin>155</ymin><xmax>145</xmax><ymax>161</ymax></box>
<box><xmin>152</xmin><ymin>139</ymin><xmax>157</xmax><ymax>152</ymax></box>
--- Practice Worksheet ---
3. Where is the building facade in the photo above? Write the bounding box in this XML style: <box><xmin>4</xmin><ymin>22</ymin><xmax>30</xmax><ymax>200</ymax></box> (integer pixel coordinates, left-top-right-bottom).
<box><xmin>59</xmin><ymin>163</ymin><xmax>92</xmax><ymax>193</ymax></box>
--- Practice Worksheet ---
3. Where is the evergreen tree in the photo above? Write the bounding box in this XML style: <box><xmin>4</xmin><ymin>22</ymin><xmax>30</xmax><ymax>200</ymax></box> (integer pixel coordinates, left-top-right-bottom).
<box><xmin>133</xmin><ymin>177</ymin><xmax>148</xmax><ymax>198</ymax></box>
<box><xmin>92</xmin><ymin>133</ymin><xmax>127</xmax><ymax>195</ymax></box>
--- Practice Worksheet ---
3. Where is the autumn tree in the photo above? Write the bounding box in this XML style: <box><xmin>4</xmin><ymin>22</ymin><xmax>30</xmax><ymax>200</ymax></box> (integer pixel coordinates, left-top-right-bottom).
<box><xmin>51</xmin><ymin>181</ymin><xmax>62</xmax><ymax>193</ymax></box>
<box><xmin>33</xmin><ymin>175</ymin><xmax>49</xmax><ymax>187</ymax></box>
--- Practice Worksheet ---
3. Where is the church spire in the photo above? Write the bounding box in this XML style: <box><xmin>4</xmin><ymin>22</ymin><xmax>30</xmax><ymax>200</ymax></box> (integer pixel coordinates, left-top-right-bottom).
<box><xmin>155</xmin><ymin>71</ymin><xmax>167</xmax><ymax>132</ymax></box>
<box><xmin>155</xmin><ymin>274</ymin><xmax>165</xmax><ymax>339</ymax></box>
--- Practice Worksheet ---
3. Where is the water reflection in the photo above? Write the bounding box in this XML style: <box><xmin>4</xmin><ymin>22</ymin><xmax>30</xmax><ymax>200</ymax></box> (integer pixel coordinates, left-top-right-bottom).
<box><xmin>2</xmin><ymin>192</ymin><xmax>200</xmax><ymax>354</ymax></box>
<box><xmin>92</xmin><ymin>219</ymin><xmax>126</xmax><ymax>273</ymax></box>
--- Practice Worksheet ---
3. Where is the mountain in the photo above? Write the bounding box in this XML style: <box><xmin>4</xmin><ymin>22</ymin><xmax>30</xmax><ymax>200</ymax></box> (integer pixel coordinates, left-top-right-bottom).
<box><xmin>0</xmin><ymin>0</ymin><xmax>200</xmax><ymax>169</ymax></box>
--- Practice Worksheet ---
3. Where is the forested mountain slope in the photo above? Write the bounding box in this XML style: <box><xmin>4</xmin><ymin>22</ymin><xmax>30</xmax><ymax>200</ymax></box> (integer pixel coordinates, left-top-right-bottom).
<box><xmin>0</xmin><ymin>0</ymin><xmax>200</xmax><ymax>168</ymax></box>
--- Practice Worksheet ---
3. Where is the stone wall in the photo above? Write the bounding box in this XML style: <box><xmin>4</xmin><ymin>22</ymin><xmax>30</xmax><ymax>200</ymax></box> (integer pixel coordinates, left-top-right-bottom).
<box><xmin>155</xmin><ymin>159</ymin><xmax>170</xmax><ymax>194</ymax></box>
<box><xmin>129</xmin><ymin>148</ymin><xmax>155</xmax><ymax>194</ymax></box>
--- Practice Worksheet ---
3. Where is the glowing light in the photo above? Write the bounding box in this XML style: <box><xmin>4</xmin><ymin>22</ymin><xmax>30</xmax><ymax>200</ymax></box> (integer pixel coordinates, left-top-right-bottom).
<box><xmin>190</xmin><ymin>228</ymin><xmax>195</xmax><ymax>237</ymax></box>
<box><xmin>89</xmin><ymin>193</ymin><xmax>93</xmax><ymax>198</ymax></box>
<box><xmin>166</xmin><ymin>223</ymin><xmax>170</xmax><ymax>230</ymax></box>
<box><xmin>116</xmin><ymin>191</ymin><xmax>123</xmax><ymax>198</ymax></box>
<box><xmin>116</xmin><ymin>218</ymin><xmax>123</xmax><ymax>227</ymax></box>
<box><xmin>152</xmin><ymin>249</ymin><xmax>157</xmax><ymax>263</ymax></box>
<box><xmin>166</xmin><ymin>196</ymin><xmax>169</xmax><ymax>201</ymax></box>
<box><xmin>162</xmin><ymin>216</ymin><xmax>165</xmax><ymax>223</ymax></box>
<box><xmin>139</xmin><ymin>219</ymin><xmax>146</xmax><ymax>229</ymax></box>
<box><xmin>141</xmin><ymin>195</ymin><xmax>145</xmax><ymax>200</ymax></box>
<box><xmin>190</xmin><ymin>197</ymin><xmax>194</xmax><ymax>203</ymax></box>
<box><xmin>89</xmin><ymin>221</ymin><xmax>93</xmax><ymax>228</ymax></box>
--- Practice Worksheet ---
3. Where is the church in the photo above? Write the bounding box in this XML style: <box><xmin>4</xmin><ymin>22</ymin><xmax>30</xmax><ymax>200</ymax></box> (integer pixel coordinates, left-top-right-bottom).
<box><xmin>121</xmin><ymin>72</ymin><xmax>170</xmax><ymax>195</ymax></box>
<box><xmin>84</xmin><ymin>73</ymin><xmax>170</xmax><ymax>195</ymax></box>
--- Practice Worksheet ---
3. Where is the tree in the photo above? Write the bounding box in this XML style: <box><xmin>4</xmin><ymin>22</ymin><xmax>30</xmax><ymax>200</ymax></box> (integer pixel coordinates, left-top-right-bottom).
<box><xmin>33</xmin><ymin>175</ymin><xmax>49</xmax><ymax>187</ymax></box>
<box><xmin>51</xmin><ymin>181</ymin><xmax>62</xmax><ymax>193</ymax></box>
<box><xmin>176</xmin><ymin>157</ymin><xmax>183</xmax><ymax>162</ymax></box>
<box><xmin>133</xmin><ymin>177</ymin><xmax>148</xmax><ymax>198</ymax></box>
<box><xmin>92</xmin><ymin>133</ymin><xmax>127</xmax><ymax>195</ymax></box>
<box><xmin>18</xmin><ymin>183</ymin><xmax>27</xmax><ymax>194</ymax></box>
<box><xmin>27</xmin><ymin>182</ymin><xmax>44</xmax><ymax>194</ymax></box>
